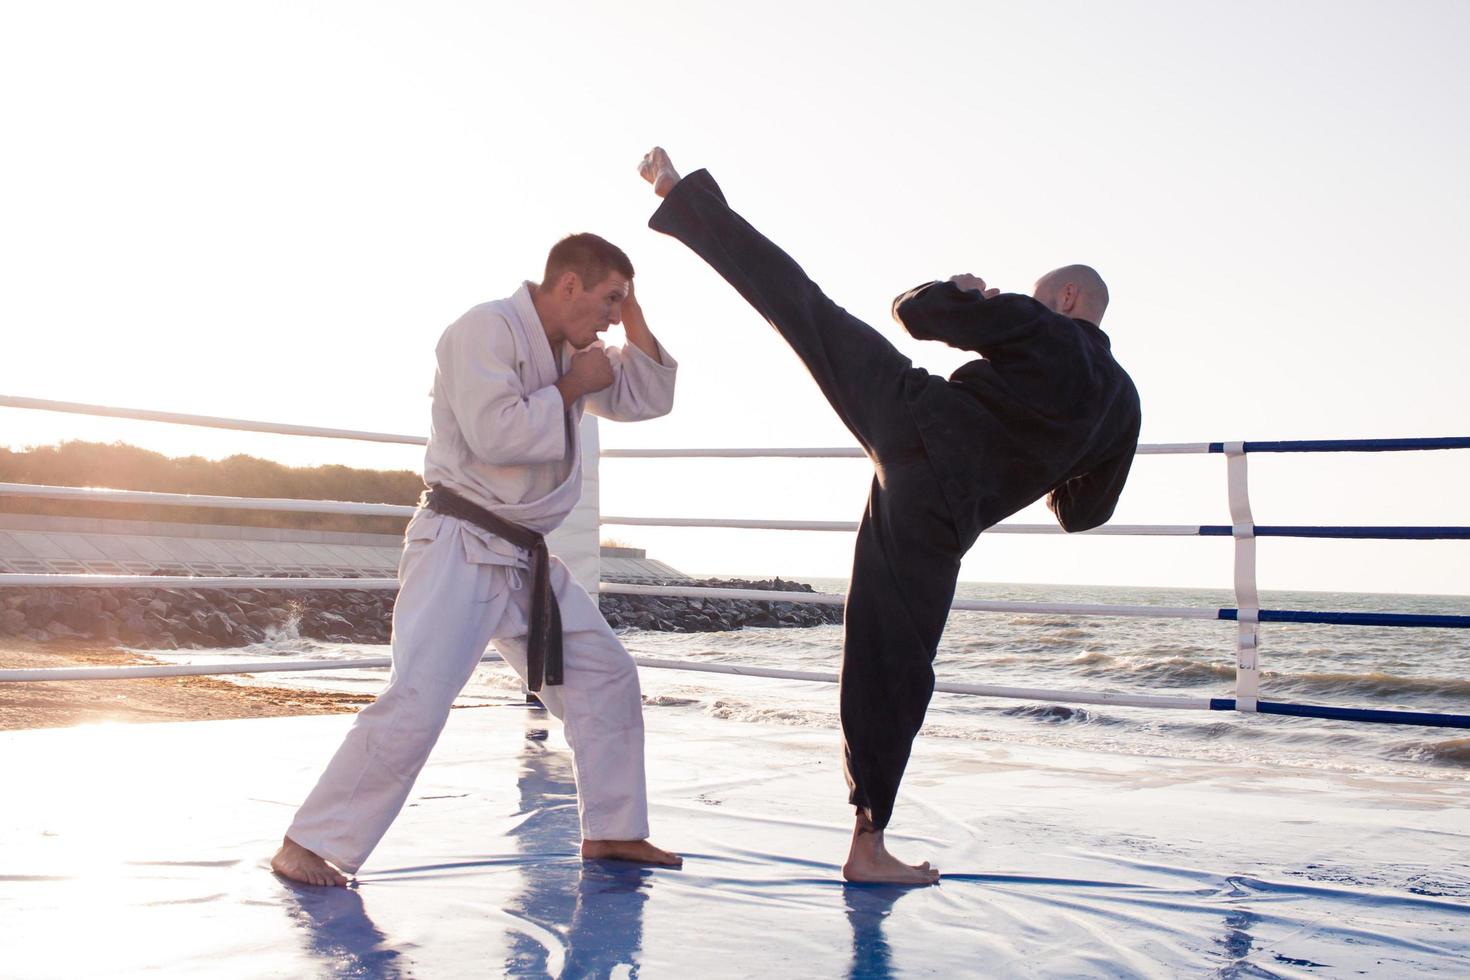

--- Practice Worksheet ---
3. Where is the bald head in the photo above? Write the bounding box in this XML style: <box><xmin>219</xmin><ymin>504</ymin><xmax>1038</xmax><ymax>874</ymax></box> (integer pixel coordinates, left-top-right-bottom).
<box><xmin>1032</xmin><ymin>265</ymin><xmax>1109</xmax><ymax>324</ymax></box>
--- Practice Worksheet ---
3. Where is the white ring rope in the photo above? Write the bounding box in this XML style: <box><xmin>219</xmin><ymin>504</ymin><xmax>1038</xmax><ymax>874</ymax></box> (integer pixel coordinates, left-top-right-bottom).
<box><xmin>0</xmin><ymin>395</ymin><xmax>428</xmax><ymax>445</ymax></box>
<box><xmin>603</xmin><ymin>443</ymin><xmax>1214</xmax><ymax>457</ymax></box>
<box><xmin>0</xmin><ymin>482</ymin><xmax>414</xmax><ymax>516</ymax></box>
<box><xmin>0</xmin><ymin>651</ymin><xmax>1215</xmax><ymax>710</ymax></box>
<box><xmin>0</xmin><ymin>484</ymin><xmax>1201</xmax><ymax>535</ymax></box>
<box><xmin>0</xmin><ymin>574</ymin><xmax>399</xmax><ymax>589</ymax></box>
<box><xmin>0</xmin><ymin>575</ymin><xmax>1221</xmax><ymax>621</ymax></box>
<box><xmin>1</xmin><ymin>393</ymin><xmax>1211</xmax><ymax>456</ymax></box>
<box><xmin>601</xmin><ymin>583</ymin><xmax>1220</xmax><ymax>620</ymax></box>
<box><xmin>602</xmin><ymin>516</ymin><xmax>1202</xmax><ymax>535</ymax></box>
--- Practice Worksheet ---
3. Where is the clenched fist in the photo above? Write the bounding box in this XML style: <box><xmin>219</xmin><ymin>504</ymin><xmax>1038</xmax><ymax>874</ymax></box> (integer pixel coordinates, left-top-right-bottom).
<box><xmin>948</xmin><ymin>274</ymin><xmax>1000</xmax><ymax>298</ymax></box>
<box><xmin>556</xmin><ymin>346</ymin><xmax>614</xmax><ymax>405</ymax></box>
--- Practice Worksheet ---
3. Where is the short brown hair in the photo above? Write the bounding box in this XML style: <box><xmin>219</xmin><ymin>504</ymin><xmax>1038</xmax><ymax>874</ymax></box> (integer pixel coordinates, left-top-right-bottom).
<box><xmin>542</xmin><ymin>233</ymin><xmax>634</xmax><ymax>291</ymax></box>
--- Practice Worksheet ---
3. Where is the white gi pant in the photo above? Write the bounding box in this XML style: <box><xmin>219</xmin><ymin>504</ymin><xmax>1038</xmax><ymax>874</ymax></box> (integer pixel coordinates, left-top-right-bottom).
<box><xmin>286</xmin><ymin>513</ymin><xmax>649</xmax><ymax>874</ymax></box>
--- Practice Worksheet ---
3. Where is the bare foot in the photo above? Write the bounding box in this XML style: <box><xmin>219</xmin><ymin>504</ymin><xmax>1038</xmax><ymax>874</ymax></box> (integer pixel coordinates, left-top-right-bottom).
<box><xmin>271</xmin><ymin>836</ymin><xmax>349</xmax><ymax>887</ymax></box>
<box><xmin>581</xmin><ymin>838</ymin><xmax>683</xmax><ymax>867</ymax></box>
<box><xmin>841</xmin><ymin>814</ymin><xmax>939</xmax><ymax>885</ymax></box>
<box><xmin>638</xmin><ymin>146</ymin><xmax>681</xmax><ymax>198</ymax></box>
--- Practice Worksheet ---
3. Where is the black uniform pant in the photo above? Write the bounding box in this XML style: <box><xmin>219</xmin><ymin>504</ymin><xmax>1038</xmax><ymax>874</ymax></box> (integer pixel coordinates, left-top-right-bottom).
<box><xmin>651</xmin><ymin>171</ymin><xmax>973</xmax><ymax>829</ymax></box>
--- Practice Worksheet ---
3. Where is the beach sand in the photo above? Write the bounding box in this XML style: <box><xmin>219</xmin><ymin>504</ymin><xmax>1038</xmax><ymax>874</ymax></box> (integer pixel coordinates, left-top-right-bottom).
<box><xmin>0</xmin><ymin>641</ymin><xmax>372</xmax><ymax>730</ymax></box>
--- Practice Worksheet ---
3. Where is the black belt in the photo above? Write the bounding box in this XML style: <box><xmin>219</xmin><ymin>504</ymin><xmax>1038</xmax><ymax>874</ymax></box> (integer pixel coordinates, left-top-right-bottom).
<box><xmin>420</xmin><ymin>484</ymin><xmax>563</xmax><ymax>691</ymax></box>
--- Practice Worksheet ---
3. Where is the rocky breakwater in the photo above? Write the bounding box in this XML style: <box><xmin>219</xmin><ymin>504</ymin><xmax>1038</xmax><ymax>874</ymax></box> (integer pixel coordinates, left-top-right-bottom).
<box><xmin>1</xmin><ymin>586</ymin><xmax>394</xmax><ymax>649</ymax></box>
<box><xmin>0</xmin><ymin>575</ymin><xmax>840</xmax><ymax>652</ymax></box>
<box><xmin>1</xmin><ymin>576</ymin><xmax>841</xmax><ymax>650</ymax></box>
<box><xmin>598</xmin><ymin>577</ymin><xmax>843</xmax><ymax>633</ymax></box>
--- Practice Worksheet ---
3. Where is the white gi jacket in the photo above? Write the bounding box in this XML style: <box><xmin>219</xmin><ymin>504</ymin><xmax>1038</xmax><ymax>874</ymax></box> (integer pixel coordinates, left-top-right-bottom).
<box><xmin>418</xmin><ymin>280</ymin><xmax>677</xmax><ymax>567</ymax></box>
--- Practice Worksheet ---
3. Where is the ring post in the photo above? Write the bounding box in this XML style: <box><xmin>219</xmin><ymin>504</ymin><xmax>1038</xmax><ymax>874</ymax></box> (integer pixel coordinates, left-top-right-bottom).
<box><xmin>1226</xmin><ymin>442</ymin><xmax>1260</xmax><ymax>712</ymax></box>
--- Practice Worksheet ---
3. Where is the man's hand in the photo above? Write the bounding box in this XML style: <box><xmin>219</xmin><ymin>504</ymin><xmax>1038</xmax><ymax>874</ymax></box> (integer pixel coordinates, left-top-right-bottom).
<box><xmin>556</xmin><ymin>347</ymin><xmax>614</xmax><ymax>405</ymax></box>
<box><xmin>615</xmin><ymin>278</ymin><xmax>664</xmax><ymax>365</ymax></box>
<box><xmin>639</xmin><ymin>147</ymin><xmax>682</xmax><ymax>198</ymax></box>
<box><xmin>948</xmin><ymin>274</ymin><xmax>1000</xmax><ymax>298</ymax></box>
<box><xmin>622</xmin><ymin>278</ymin><xmax>643</xmax><ymax>320</ymax></box>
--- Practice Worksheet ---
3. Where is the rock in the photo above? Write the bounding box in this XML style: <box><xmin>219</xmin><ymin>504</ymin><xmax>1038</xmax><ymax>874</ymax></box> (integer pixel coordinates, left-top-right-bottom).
<box><xmin>1</xmin><ymin>609</ymin><xmax>27</xmax><ymax>635</ymax></box>
<box><xmin>204</xmin><ymin>611</ymin><xmax>236</xmax><ymax>643</ymax></box>
<box><xmin>26</xmin><ymin>602</ymin><xmax>61</xmax><ymax>629</ymax></box>
<box><xmin>246</xmin><ymin>609</ymin><xmax>279</xmax><ymax>629</ymax></box>
<box><xmin>59</xmin><ymin>605</ymin><xmax>103</xmax><ymax>633</ymax></box>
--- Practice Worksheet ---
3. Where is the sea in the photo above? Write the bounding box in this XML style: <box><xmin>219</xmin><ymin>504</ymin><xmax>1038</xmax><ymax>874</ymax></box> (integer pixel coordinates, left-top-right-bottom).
<box><xmin>155</xmin><ymin>580</ymin><xmax>1470</xmax><ymax>782</ymax></box>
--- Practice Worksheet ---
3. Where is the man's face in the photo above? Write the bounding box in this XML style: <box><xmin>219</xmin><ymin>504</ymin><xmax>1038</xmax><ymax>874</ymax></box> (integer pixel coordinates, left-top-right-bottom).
<box><xmin>563</xmin><ymin>271</ymin><xmax>629</xmax><ymax>349</ymax></box>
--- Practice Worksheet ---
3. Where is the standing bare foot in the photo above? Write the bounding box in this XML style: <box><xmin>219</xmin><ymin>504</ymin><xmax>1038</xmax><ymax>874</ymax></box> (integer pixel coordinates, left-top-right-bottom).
<box><xmin>271</xmin><ymin>836</ymin><xmax>349</xmax><ymax>887</ymax></box>
<box><xmin>638</xmin><ymin>147</ymin><xmax>682</xmax><ymax>198</ymax></box>
<box><xmin>581</xmin><ymin>838</ymin><xmax>683</xmax><ymax>867</ymax></box>
<box><xmin>841</xmin><ymin>813</ymin><xmax>939</xmax><ymax>885</ymax></box>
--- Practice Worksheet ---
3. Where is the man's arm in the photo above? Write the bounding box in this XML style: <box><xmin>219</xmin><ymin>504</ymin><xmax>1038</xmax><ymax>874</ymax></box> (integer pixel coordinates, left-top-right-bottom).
<box><xmin>891</xmin><ymin>280</ymin><xmax>1055</xmax><ymax>355</ymax></box>
<box><xmin>1046</xmin><ymin>447</ymin><xmax>1136</xmax><ymax>532</ymax></box>
<box><xmin>555</xmin><ymin>348</ymin><xmax>615</xmax><ymax>408</ymax></box>
<box><xmin>440</xmin><ymin>310</ymin><xmax>603</xmax><ymax>465</ymax></box>
<box><xmin>583</xmin><ymin>280</ymin><xmax>678</xmax><ymax>422</ymax></box>
<box><xmin>619</xmin><ymin>280</ymin><xmax>662</xmax><ymax>364</ymax></box>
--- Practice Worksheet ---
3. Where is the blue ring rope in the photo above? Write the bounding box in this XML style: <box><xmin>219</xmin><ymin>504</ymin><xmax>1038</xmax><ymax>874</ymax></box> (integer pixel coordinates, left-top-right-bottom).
<box><xmin>1208</xmin><ymin>699</ymin><xmax>1470</xmax><ymax>729</ymax></box>
<box><xmin>1198</xmin><ymin>525</ymin><xmax>1470</xmax><ymax>540</ymax></box>
<box><xmin>1206</xmin><ymin>437</ymin><xmax>1470</xmax><ymax>453</ymax></box>
<box><xmin>1217</xmin><ymin>609</ymin><xmax>1470</xmax><ymax>629</ymax></box>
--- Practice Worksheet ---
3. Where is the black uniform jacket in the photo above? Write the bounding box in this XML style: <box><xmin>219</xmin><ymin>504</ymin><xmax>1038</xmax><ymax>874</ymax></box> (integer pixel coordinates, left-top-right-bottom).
<box><xmin>892</xmin><ymin>281</ymin><xmax>1142</xmax><ymax>536</ymax></box>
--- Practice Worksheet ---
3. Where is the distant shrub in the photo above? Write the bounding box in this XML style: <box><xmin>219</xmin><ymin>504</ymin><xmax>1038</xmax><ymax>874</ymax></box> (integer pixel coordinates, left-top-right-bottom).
<box><xmin>0</xmin><ymin>441</ymin><xmax>420</xmax><ymax>533</ymax></box>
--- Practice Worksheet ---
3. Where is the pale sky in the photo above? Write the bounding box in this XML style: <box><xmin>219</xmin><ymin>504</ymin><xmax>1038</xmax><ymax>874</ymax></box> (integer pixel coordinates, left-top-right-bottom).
<box><xmin>1</xmin><ymin>1</ymin><xmax>1466</xmax><ymax>594</ymax></box>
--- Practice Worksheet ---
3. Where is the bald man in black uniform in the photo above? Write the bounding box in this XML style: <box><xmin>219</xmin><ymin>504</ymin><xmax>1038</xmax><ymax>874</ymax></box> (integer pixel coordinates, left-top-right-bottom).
<box><xmin>639</xmin><ymin>148</ymin><xmax>1141</xmax><ymax>885</ymax></box>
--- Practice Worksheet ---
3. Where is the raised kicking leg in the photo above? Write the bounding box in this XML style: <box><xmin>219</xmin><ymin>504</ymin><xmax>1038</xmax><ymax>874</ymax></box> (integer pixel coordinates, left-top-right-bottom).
<box><xmin>641</xmin><ymin>147</ymin><xmax>927</xmax><ymax>462</ymax></box>
<box><xmin>642</xmin><ymin>149</ymin><xmax>959</xmax><ymax>885</ymax></box>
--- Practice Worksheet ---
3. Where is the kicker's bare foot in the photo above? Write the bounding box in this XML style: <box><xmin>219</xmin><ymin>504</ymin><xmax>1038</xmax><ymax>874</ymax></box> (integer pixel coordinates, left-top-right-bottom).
<box><xmin>841</xmin><ymin>814</ymin><xmax>939</xmax><ymax>885</ymax></box>
<box><xmin>638</xmin><ymin>147</ymin><xmax>681</xmax><ymax>198</ymax></box>
<box><xmin>581</xmin><ymin>838</ymin><xmax>683</xmax><ymax>867</ymax></box>
<box><xmin>271</xmin><ymin>836</ymin><xmax>349</xmax><ymax>887</ymax></box>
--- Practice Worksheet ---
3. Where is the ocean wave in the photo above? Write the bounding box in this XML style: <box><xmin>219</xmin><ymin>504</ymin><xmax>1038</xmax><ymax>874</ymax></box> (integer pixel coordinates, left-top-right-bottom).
<box><xmin>704</xmin><ymin>698</ymin><xmax>839</xmax><ymax>729</ymax></box>
<box><xmin>1018</xmin><ymin>632</ymin><xmax>1093</xmax><ymax>648</ymax></box>
<box><xmin>1004</xmin><ymin>617</ymin><xmax>1083</xmax><ymax>629</ymax></box>
<box><xmin>998</xmin><ymin>704</ymin><xmax>1125</xmax><ymax>727</ymax></box>
<box><xmin>1066</xmin><ymin>651</ymin><xmax>1234</xmax><ymax>686</ymax></box>
<box><xmin>643</xmin><ymin>694</ymin><xmax>699</xmax><ymax>707</ymax></box>
<box><xmin>1265</xmin><ymin>670</ymin><xmax>1470</xmax><ymax>700</ymax></box>
<box><xmin>1385</xmin><ymin>737</ymin><xmax>1470</xmax><ymax>767</ymax></box>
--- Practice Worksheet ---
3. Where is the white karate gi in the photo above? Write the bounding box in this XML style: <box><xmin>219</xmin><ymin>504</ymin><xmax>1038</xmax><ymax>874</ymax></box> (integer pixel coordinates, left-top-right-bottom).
<box><xmin>287</xmin><ymin>282</ymin><xmax>676</xmax><ymax>874</ymax></box>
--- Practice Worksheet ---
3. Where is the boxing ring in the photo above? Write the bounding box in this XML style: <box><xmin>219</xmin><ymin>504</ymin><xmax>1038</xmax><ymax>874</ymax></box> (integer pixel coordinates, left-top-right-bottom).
<box><xmin>2</xmin><ymin>395</ymin><xmax>1467</xmax><ymax>730</ymax></box>
<box><xmin>2</xmin><ymin>395</ymin><xmax>1468</xmax><ymax>978</ymax></box>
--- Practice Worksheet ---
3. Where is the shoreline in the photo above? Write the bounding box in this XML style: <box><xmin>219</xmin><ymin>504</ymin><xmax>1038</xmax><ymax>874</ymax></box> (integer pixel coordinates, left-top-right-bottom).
<box><xmin>0</xmin><ymin>640</ymin><xmax>372</xmax><ymax>731</ymax></box>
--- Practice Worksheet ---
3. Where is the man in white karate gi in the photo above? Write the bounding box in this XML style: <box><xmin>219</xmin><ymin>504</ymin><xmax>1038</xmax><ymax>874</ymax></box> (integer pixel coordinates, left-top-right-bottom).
<box><xmin>272</xmin><ymin>233</ymin><xmax>681</xmax><ymax>886</ymax></box>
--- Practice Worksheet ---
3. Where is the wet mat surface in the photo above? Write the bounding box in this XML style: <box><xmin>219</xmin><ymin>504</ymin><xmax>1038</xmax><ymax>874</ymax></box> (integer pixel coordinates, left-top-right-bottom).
<box><xmin>3</xmin><ymin>704</ymin><xmax>1468</xmax><ymax>977</ymax></box>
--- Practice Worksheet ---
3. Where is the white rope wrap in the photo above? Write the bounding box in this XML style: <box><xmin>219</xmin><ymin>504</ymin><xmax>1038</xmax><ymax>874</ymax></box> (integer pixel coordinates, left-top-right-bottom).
<box><xmin>1225</xmin><ymin>441</ymin><xmax>1260</xmax><ymax>712</ymax></box>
